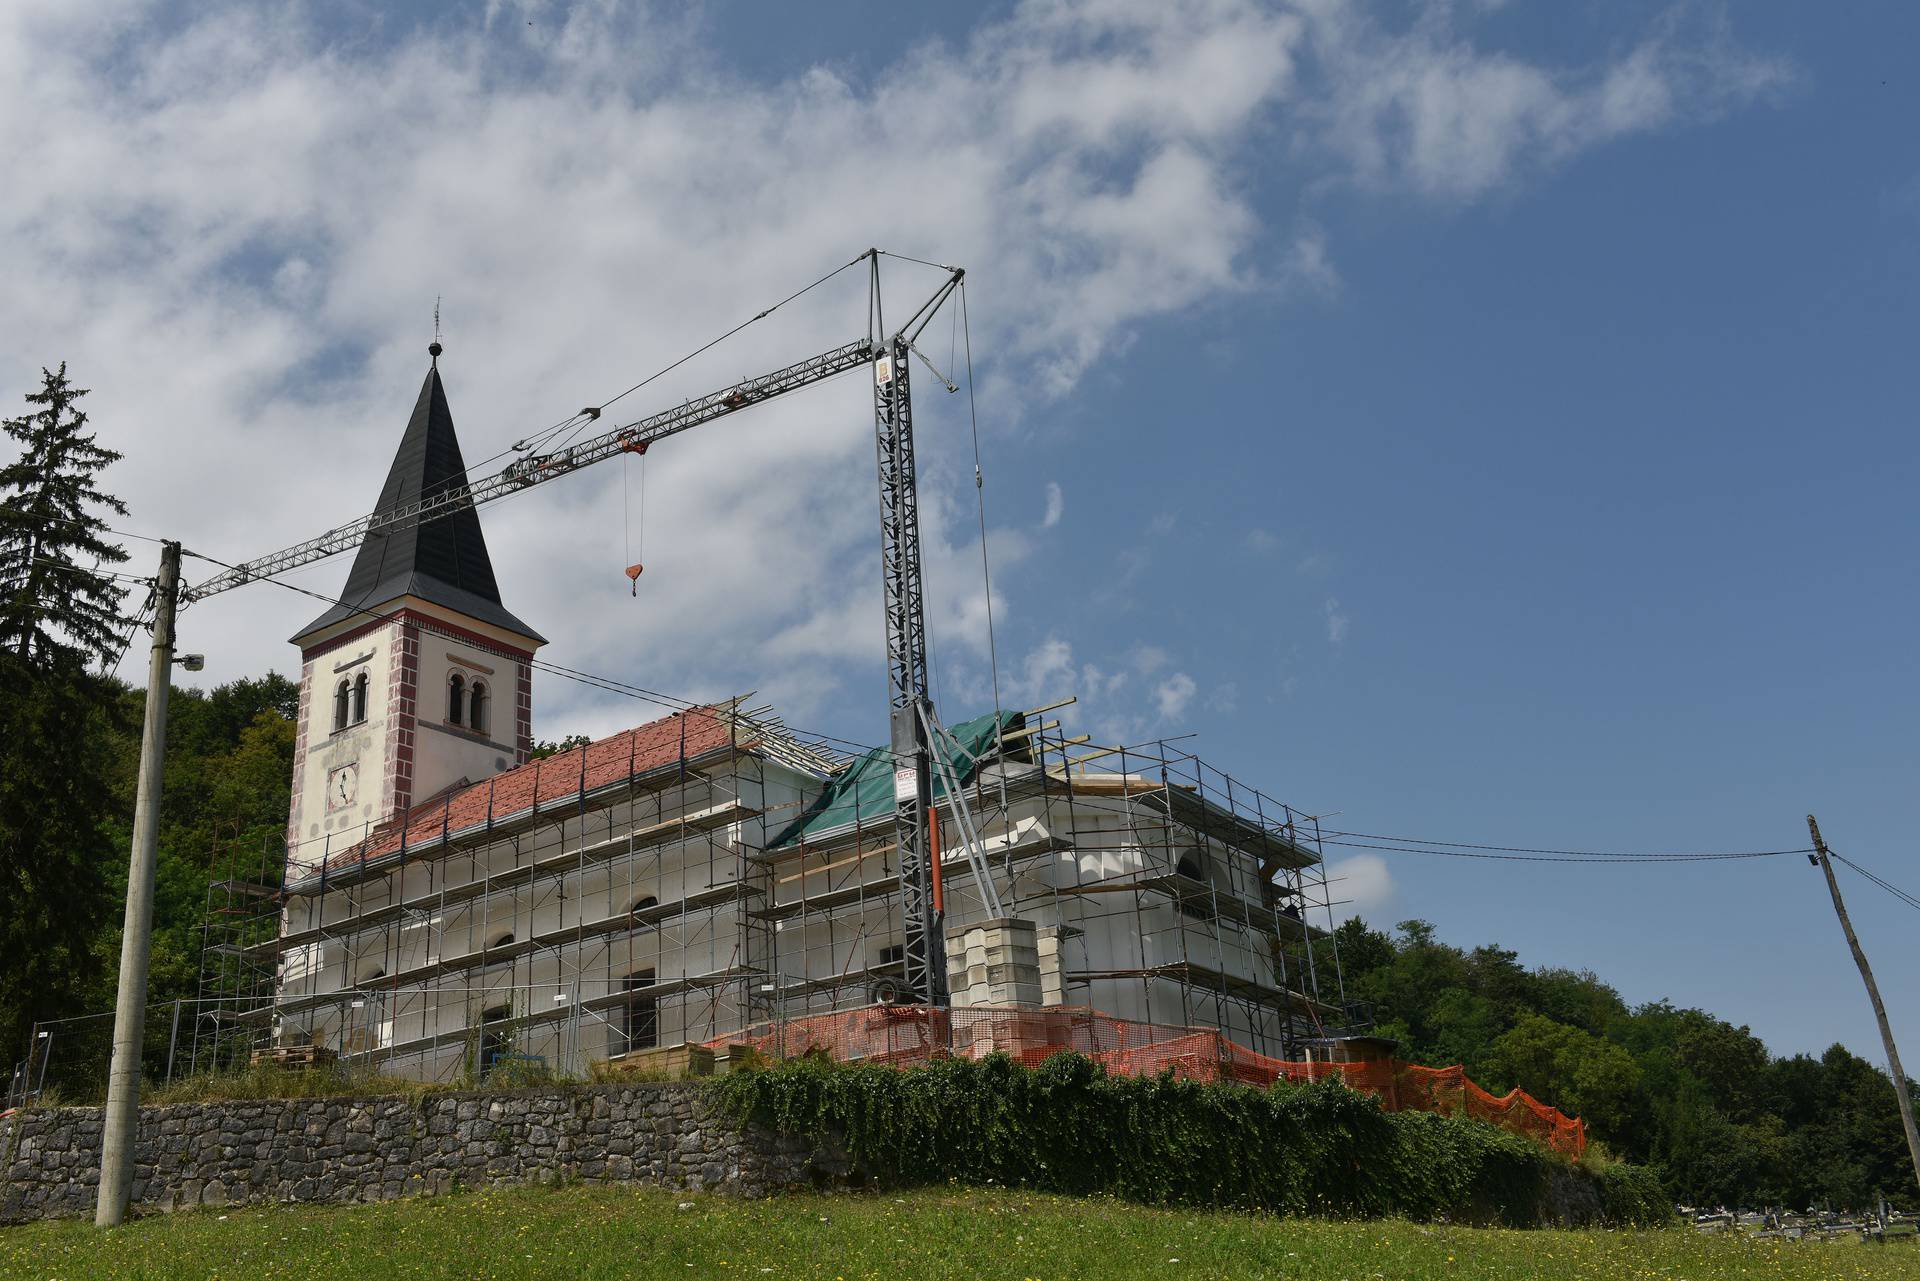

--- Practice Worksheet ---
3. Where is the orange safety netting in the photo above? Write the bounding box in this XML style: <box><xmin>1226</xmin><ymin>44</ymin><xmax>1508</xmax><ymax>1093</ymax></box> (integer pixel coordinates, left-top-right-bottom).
<box><xmin>709</xmin><ymin>1003</ymin><xmax>1586</xmax><ymax>1160</ymax></box>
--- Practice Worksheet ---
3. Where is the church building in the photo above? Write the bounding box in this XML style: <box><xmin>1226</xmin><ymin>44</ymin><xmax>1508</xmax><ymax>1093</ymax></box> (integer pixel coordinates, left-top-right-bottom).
<box><xmin>265</xmin><ymin>350</ymin><xmax>1344</xmax><ymax>1081</ymax></box>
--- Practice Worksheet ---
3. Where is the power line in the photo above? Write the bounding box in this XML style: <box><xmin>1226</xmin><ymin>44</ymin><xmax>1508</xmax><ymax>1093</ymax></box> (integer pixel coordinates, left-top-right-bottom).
<box><xmin>0</xmin><ymin>509</ymin><xmax>170</xmax><ymax>545</ymax></box>
<box><xmin>20</xmin><ymin>557</ymin><xmax>155</xmax><ymax>585</ymax></box>
<box><xmin>1315</xmin><ymin>837</ymin><xmax>1802</xmax><ymax>865</ymax></box>
<box><xmin>1316</xmin><ymin>827</ymin><xmax>1810</xmax><ymax>861</ymax></box>
<box><xmin>1829</xmin><ymin>850</ymin><xmax>1920</xmax><ymax>914</ymax></box>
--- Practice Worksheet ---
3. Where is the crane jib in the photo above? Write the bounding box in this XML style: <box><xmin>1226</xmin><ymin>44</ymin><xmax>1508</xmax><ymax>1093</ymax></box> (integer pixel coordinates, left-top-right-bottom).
<box><xmin>181</xmin><ymin>337</ymin><xmax>877</xmax><ymax>603</ymax></box>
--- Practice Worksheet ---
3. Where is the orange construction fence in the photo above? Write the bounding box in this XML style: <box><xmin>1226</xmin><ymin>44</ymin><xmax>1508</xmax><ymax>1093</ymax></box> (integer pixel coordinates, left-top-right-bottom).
<box><xmin>709</xmin><ymin>1004</ymin><xmax>1586</xmax><ymax>1160</ymax></box>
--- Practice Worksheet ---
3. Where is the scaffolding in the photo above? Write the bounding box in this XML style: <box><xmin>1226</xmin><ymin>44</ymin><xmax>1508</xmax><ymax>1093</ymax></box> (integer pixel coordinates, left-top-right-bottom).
<box><xmin>192</xmin><ymin>822</ymin><xmax>285</xmax><ymax>1075</ymax></box>
<box><xmin>192</xmin><ymin>696</ymin><xmax>1353</xmax><ymax>1081</ymax></box>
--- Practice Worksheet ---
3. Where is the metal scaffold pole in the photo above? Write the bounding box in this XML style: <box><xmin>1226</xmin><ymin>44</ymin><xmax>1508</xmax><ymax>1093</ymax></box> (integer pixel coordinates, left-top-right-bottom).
<box><xmin>96</xmin><ymin>539</ymin><xmax>182</xmax><ymax>1228</ymax></box>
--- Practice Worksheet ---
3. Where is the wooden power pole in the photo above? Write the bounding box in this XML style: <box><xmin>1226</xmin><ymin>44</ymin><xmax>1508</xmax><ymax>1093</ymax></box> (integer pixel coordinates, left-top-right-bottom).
<box><xmin>96</xmin><ymin>540</ymin><xmax>181</xmax><ymax>1227</ymax></box>
<box><xmin>1807</xmin><ymin>814</ymin><xmax>1920</xmax><ymax>1196</ymax></box>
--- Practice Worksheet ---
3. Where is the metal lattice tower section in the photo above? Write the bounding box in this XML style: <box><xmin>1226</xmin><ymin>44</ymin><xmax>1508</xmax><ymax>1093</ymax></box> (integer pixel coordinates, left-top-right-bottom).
<box><xmin>873</xmin><ymin>333</ymin><xmax>945</xmax><ymax>1006</ymax></box>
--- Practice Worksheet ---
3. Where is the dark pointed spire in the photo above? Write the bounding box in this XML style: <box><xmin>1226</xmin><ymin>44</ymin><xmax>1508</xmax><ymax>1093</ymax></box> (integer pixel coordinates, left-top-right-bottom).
<box><xmin>293</xmin><ymin>359</ymin><xmax>543</xmax><ymax>645</ymax></box>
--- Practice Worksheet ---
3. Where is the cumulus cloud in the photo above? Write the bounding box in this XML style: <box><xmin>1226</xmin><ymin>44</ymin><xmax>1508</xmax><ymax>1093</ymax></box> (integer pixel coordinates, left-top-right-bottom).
<box><xmin>0</xmin><ymin>0</ymin><xmax>1783</xmax><ymax>741</ymax></box>
<box><xmin>1297</xmin><ymin>0</ymin><xmax>1791</xmax><ymax>200</ymax></box>
<box><xmin>1325</xmin><ymin>852</ymin><xmax>1396</xmax><ymax>924</ymax></box>
<box><xmin>1153</xmin><ymin>671</ymin><xmax>1197</xmax><ymax>721</ymax></box>
<box><xmin>1042</xmin><ymin>481</ymin><xmax>1064</xmax><ymax>529</ymax></box>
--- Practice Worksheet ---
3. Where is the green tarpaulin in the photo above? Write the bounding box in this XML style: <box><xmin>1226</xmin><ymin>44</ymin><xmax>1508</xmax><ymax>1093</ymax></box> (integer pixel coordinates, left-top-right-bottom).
<box><xmin>767</xmin><ymin>708</ymin><xmax>1024</xmax><ymax>848</ymax></box>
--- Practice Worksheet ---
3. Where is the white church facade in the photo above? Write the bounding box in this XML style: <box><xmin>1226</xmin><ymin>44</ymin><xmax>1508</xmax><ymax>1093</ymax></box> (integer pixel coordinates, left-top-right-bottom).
<box><xmin>265</xmin><ymin>352</ymin><xmax>1345</xmax><ymax>1081</ymax></box>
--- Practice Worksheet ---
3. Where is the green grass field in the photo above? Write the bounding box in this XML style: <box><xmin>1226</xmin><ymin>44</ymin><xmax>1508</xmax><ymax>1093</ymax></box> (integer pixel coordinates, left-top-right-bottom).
<box><xmin>1</xmin><ymin>1185</ymin><xmax>1910</xmax><ymax>1281</ymax></box>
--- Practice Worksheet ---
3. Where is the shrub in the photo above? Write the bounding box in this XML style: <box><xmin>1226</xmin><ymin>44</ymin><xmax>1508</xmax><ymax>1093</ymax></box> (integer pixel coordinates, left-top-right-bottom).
<box><xmin>712</xmin><ymin>1050</ymin><xmax>1668</xmax><ymax>1227</ymax></box>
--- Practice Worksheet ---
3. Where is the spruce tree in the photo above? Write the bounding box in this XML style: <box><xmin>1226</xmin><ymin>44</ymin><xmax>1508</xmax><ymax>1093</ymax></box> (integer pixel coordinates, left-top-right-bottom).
<box><xmin>0</xmin><ymin>363</ymin><xmax>131</xmax><ymax>668</ymax></box>
<box><xmin>0</xmin><ymin>364</ymin><xmax>126</xmax><ymax>1071</ymax></box>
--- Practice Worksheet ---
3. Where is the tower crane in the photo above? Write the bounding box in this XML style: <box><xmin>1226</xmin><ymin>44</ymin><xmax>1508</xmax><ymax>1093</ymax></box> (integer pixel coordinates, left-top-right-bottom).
<box><xmin>181</xmin><ymin>250</ymin><xmax>997</xmax><ymax>1007</ymax></box>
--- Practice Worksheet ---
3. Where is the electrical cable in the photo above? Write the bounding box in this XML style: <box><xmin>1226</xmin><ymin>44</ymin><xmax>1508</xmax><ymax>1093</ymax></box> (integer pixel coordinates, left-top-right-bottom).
<box><xmin>1828</xmin><ymin>850</ymin><xmax>1920</xmax><ymax>914</ymax></box>
<box><xmin>1315</xmin><ymin>827</ymin><xmax>1810</xmax><ymax>860</ymax></box>
<box><xmin>0</xmin><ymin>509</ymin><xmax>170</xmax><ymax>545</ymax></box>
<box><xmin>107</xmin><ymin>594</ymin><xmax>154</xmax><ymax>680</ymax></box>
<box><xmin>21</xmin><ymin>557</ymin><xmax>155</xmax><ymax>584</ymax></box>
<box><xmin>1316</xmin><ymin>837</ymin><xmax>1802</xmax><ymax>865</ymax></box>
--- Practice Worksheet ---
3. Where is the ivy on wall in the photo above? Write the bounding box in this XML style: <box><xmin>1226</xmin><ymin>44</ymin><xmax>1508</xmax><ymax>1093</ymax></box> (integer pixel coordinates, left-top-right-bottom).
<box><xmin>712</xmin><ymin>1051</ymin><xmax>1669</xmax><ymax>1227</ymax></box>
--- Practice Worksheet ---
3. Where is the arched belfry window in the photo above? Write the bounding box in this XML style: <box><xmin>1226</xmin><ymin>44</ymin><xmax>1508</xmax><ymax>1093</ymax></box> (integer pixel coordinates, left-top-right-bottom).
<box><xmin>332</xmin><ymin>679</ymin><xmax>350</xmax><ymax>732</ymax></box>
<box><xmin>352</xmin><ymin>671</ymin><xmax>369</xmax><ymax>725</ymax></box>
<box><xmin>448</xmin><ymin>674</ymin><xmax>466</xmax><ymax>726</ymax></box>
<box><xmin>469</xmin><ymin>681</ymin><xmax>489</xmax><ymax>736</ymax></box>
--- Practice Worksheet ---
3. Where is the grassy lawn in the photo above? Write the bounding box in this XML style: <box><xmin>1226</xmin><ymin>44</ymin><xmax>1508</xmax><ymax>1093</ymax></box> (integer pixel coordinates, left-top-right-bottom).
<box><xmin>1</xmin><ymin>1184</ymin><xmax>1911</xmax><ymax>1281</ymax></box>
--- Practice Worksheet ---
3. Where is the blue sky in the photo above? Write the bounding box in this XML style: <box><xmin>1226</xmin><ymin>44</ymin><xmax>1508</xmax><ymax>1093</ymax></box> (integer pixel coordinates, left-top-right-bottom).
<box><xmin>2</xmin><ymin>1</ymin><xmax>1915</xmax><ymax>1065</ymax></box>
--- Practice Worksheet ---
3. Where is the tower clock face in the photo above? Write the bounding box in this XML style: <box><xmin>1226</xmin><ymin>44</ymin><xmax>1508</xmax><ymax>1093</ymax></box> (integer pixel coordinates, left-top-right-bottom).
<box><xmin>327</xmin><ymin>763</ymin><xmax>359</xmax><ymax>812</ymax></box>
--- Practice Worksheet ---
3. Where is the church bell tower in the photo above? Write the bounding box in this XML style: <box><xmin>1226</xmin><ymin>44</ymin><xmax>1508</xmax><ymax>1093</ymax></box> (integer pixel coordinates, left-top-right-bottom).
<box><xmin>284</xmin><ymin>344</ymin><xmax>545</xmax><ymax>875</ymax></box>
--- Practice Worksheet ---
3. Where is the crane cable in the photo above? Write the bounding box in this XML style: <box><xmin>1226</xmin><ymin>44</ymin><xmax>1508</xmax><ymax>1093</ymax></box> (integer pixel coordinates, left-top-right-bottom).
<box><xmin>622</xmin><ymin>447</ymin><xmax>647</xmax><ymax>596</ymax></box>
<box><xmin>960</xmin><ymin>281</ymin><xmax>1005</xmax><ymax>737</ymax></box>
<box><xmin>532</xmin><ymin>252</ymin><xmax>871</xmax><ymax>460</ymax></box>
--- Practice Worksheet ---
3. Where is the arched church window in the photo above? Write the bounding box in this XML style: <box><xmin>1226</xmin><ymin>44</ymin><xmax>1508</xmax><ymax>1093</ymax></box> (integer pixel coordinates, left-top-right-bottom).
<box><xmin>352</xmin><ymin>671</ymin><xmax>369</xmax><ymax>725</ymax></box>
<box><xmin>333</xmin><ymin>680</ymin><xmax>350</xmax><ymax>732</ymax></box>
<box><xmin>469</xmin><ymin>681</ymin><xmax>489</xmax><ymax>735</ymax></box>
<box><xmin>629</xmin><ymin>894</ymin><xmax>658</xmax><ymax>925</ymax></box>
<box><xmin>488</xmin><ymin>930</ymin><xmax>514</xmax><ymax>949</ymax></box>
<box><xmin>448</xmin><ymin>674</ymin><xmax>465</xmax><ymax>726</ymax></box>
<box><xmin>1174</xmin><ymin>848</ymin><xmax>1214</xmax><ymax>921</ymax></box>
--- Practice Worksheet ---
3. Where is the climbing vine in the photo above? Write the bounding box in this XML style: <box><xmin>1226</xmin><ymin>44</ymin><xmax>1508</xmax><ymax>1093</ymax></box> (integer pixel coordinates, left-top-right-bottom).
<box><xmin>711</xmin><ymin>1051</ymin><xmax>1669</xmax><ymax>1227</ymax></box>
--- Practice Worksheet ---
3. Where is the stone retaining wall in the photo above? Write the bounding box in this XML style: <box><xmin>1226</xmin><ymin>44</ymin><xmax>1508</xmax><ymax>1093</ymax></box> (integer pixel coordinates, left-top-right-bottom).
<box><xmin>0</xmin><ymin>1084</ymin><xmax>821</xmax><ymax>1224</ymax></box>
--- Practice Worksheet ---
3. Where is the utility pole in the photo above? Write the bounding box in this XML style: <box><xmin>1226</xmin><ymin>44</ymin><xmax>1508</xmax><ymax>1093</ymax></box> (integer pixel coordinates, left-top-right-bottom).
<box><xmin>1807</xmin><ymin>814</ymin><xmax>1920</xmax><ymax>1196</ymax></box>
<box><xmin>95</xmin><ymin>540</ymin><xmax>181</xmax><ymax>1228</ymax></box>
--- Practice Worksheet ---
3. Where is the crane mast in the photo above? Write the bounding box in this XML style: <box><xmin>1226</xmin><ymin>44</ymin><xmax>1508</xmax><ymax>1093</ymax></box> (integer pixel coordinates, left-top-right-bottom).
<box><xmin>874</xmin><ymin>328</ymin><xmax>944</xmax><ymax>1005</ymax></box>
<box><xmin>185</xmin><ymin>253</ymin><xmax>984</xmax><ymax>1007</ymax></box>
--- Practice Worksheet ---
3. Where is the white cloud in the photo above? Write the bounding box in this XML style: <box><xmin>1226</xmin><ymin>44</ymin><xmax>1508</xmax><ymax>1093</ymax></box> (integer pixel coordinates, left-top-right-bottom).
<box><xmin>1130</xmin><ymin>645</ymin><xmax>1170</xmax><ymax>677</ymax></box>
<box><xmin>1154</xmin><ymin>672</ymin><xmax>1197</xmax><ymax>721</ymax></box>
<box><xmin>1297</xmin><ymin>0</ymin><xmax>1791</xmax><ymax>200</ymax></box>
<box><xmin>1042</xmin><ymin>481</ymin><xmax>1064</xmax><ymax>529</ymax></box>
<box><xmin>0</xmin><ymin>0</ymin><xmax>1783</xmax><ymax>742</ymax></box>
<box><xmin>1245</xmin><ymin>528</ymin><xmax>1280</xmax><ymax>553</ymax></box>
<box><xmin>1324</xmin><ymin>597</ymin><xmax>1350</xmax><ymax>645</ymax></box>
<box><xmin>1325</xmin><ymin>852</ymin><xmax>1396</xmax><ymax>924</ymax></box>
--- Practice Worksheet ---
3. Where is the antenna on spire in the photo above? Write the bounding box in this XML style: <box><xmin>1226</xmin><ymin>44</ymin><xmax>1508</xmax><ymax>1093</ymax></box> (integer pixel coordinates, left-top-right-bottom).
<box><xmin>429</xmin><ymin>296</ymin><xmax>443</xmax><ymax>364</ymax></box>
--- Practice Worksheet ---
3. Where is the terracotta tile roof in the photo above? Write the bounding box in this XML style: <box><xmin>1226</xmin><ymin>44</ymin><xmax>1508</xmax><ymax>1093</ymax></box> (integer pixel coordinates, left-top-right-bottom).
<box><xmin>311</xmin><ymin>706</ymin><xmax>745</xmax><ymax>879</ymax></box>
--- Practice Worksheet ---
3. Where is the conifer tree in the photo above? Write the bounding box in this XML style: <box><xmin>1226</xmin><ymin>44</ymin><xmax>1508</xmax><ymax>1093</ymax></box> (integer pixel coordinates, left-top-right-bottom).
<box><xmin>0</xmin><ymin>364</ymin><xmax>125</xmax><ymax>1065</ymax></box>
<box><xmin>0</xmin><ymin>363</ymin><xmax>130</xmax><ymax>669</ymax></box>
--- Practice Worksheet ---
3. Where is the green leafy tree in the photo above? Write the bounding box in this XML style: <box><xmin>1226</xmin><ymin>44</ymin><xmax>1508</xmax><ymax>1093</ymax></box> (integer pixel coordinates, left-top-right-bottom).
<box><xmin>0</xmin><ymin>364</ymin><xmax>129</xmax><ymax>667</ymax></box>
<box><xmin>529</xmin><ymin>733</ymin><xmax>592</xmax><ymax>760</ymax></box>
<box><xmin>1487</xmin><ymin>1011</ymin><xmax>1644</xmax><ymax>1137</ymax></box>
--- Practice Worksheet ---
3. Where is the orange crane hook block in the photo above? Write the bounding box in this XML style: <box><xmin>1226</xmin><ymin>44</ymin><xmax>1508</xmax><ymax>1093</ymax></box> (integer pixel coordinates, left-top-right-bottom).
<box><xmin>625</xmin><ymin>563</ymin><xmax>645</xmax><ymax>596</ymax></box>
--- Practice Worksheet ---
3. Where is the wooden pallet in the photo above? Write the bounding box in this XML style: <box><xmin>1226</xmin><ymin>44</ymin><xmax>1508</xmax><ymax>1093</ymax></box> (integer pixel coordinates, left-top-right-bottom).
<box><xmin>250</xmin><ymin>1044</ymin><xmax>339</xmax><ymax>1069</ymax></box>
<box><xmin>600</xmin><ymin>1043</ymin><xmax>714</xmax><ymax>1080</ymax></box>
